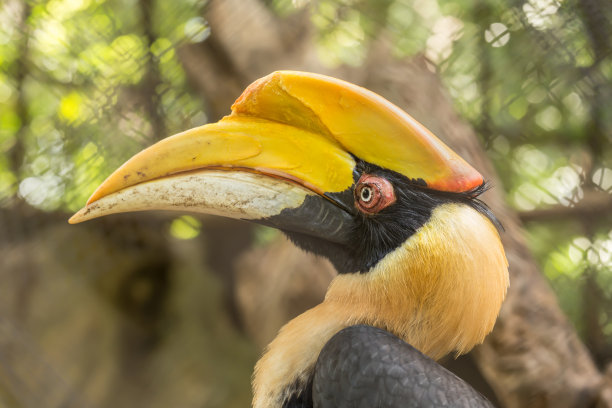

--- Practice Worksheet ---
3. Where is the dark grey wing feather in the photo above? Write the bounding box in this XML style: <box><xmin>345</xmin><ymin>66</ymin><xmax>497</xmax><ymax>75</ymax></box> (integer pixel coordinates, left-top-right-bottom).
<box><xmin>312</xmin><ymin>325</ymin><xmax>493</xmax><ymax>408</ymax></box>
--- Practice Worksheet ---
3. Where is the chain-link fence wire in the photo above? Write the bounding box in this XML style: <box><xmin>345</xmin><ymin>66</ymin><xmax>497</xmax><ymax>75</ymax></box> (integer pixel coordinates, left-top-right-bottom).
<box><xmin>1</xmin><ymin>0</ymin><xmax>612</xmax><ymax>405</ymax></box>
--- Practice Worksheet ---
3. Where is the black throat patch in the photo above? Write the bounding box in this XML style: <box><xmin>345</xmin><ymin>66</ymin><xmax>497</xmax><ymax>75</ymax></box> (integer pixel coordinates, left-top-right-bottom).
<box><xmin>283</xmin><ymin>159</ymin><xmax>499</xmax><ymax>274</ymax></box>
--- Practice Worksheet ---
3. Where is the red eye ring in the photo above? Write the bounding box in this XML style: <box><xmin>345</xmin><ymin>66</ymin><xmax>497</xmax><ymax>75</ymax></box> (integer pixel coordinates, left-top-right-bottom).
<box><xmin>354</xmin><ymin>174</ymin><xmax>396</xmax><ymax>214</ymax></box>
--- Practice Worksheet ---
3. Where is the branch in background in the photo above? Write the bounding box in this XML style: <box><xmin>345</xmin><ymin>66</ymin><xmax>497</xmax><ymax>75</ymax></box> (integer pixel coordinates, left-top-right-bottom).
<box><xmin>584</xmin><ymin>268</ymin><xmax>612</xmax><ymax>368</ymax></box>
<box><xmin>138</xmin><ymin>0</ymin><xmax>166</xmax><ymax>141</ymax></box>
<box><xmin>577</xmin><ymin>0</ymin><xmax>611</xmax><ymax>168</ymax></box>
<box><xmin>178</xmin><ymin>0</ymin><xmax>319</xmax><ymax>122</ymax></box>
<box><xmin>204</xmin><ymin>0</ymin><xmax>284</xmax><ymax>79</ymax></box>
<box><xmin>177</xmin><ymin>38</ymin><xmax>246</xmax><ymax>122</ymax></box>
<box><xmin>519</xmin><ymin>189</ymin><xmax>612</xmax><ymax>223</ymax></box>
<box><xmin>8</xmin><ymin>2</ymin><xmax>32</xmax><ymax>181</ymax></box>
<box><xmin>578</xmin><ymin>0</ymin><xmax>612</xmax><ymax>64</ymax></box>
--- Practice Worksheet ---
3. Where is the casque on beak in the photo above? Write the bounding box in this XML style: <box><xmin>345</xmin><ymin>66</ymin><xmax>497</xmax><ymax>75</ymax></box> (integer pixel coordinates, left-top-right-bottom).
<box><xmin>69</xmin><ymin>71</ymin><xmax>483</xmax><ymax>244</ymax></box>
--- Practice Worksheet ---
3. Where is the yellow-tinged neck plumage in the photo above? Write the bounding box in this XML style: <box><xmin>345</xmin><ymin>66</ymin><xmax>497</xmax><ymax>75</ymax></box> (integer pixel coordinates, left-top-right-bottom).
<box><xmin>325</xmin><ymin>203</ymin><xmax>508</xmax><ymax>358</ymax></box>
<box><xmin>253</xmin><ymin>203</ymin><xmax>508</xmax><ymax>408</ymax></box>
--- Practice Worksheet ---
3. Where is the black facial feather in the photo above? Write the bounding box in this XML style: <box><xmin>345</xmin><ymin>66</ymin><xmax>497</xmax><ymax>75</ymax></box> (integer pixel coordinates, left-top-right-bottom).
<box><xmin>283</xmin><ymin>159</ymin><xmax>501</xmax><ymax>274</ymax></box>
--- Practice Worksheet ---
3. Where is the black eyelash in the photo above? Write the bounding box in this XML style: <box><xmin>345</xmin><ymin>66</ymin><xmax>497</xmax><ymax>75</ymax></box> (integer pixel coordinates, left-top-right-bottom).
<box><xmin>411</xmin><ymin>181</ymin><xmax>503</xmax><ymax>232</ymax></box>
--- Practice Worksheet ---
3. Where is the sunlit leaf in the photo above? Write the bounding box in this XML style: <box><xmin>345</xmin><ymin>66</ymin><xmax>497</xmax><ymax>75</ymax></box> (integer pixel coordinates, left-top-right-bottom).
<box><xmin>170</xmin><ymin>215</ymin><xmax>202</xmax><ymax>240</ymax></box>
<box><xmin>59</xmin><ymin>91</ymin><xmax>83</xmax><ymax>123</ymax></box>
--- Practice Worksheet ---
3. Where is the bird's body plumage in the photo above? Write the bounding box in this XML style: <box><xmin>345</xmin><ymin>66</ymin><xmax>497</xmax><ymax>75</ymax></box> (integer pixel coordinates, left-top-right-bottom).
<box><xmin>312</xmin><ymin>325</ymin><xmax>492</xmax><ymax>408</ymax></box>
<box><xmin>253</xmin><ymin>203</ymin><xmax>507</xmax><ymax>408</ymax></box>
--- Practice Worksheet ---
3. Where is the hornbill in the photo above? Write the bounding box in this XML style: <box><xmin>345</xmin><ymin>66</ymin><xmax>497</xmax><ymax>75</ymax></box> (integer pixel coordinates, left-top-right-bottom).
<box><xmin>70</xmin><ymin>71</ymin><xmax>509</xmax><ymax>407</ymax></box>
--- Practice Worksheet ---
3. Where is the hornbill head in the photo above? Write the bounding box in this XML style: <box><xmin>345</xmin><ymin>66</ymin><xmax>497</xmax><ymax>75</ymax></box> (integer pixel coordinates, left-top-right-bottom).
<box><xmin>70</xmin><ymin>71</ymin><xmax>508</xmax><ymax>407</ymax></box>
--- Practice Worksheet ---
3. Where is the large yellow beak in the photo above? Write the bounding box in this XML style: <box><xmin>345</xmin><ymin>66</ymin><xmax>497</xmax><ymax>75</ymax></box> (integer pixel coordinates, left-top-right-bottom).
<box><xmin>69</xmin><ymin>71</ymin><xmax>483</xmax><ymax>237</ymax></box>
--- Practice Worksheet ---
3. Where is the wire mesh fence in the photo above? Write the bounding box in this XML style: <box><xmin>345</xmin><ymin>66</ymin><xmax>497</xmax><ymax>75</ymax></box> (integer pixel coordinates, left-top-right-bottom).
<box><xmin>0</xmin><ymin>0</ymin><xmax>611</xmax><ymax>406</ymax></box>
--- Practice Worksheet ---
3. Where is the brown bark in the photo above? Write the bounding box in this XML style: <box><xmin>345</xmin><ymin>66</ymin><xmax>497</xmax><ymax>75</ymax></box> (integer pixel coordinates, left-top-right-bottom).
<box><xmin>184</xmin><ymin>2</ymin><xmax>612</xmax><ymax>406</ymax></box>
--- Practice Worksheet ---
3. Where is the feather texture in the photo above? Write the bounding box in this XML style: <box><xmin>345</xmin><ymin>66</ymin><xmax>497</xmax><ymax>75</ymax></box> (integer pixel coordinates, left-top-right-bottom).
<box><xmin>252</xmin><ymin>203</ymin><xmax>508</xmax><ymax>407</ymax></box>
<box><xmin>312</xmin><ymin>325</ymin><xmax>493</xmax><ymax>408</ymax></box>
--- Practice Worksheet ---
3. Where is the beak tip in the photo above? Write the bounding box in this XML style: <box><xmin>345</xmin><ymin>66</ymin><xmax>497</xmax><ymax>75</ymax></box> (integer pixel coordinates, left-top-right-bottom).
<box><xmin>68</xmin><ymin>210</ymin><xmax>84</xmax><ymax>224</ymax></box>
<box><xmin>68</xmin><ymin>205</ymin><xmax>95</xmax><ymax>224</ymax></box>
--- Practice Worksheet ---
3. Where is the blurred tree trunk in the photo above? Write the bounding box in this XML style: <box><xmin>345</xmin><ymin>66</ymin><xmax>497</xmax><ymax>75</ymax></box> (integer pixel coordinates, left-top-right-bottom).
<box><xmin>177</xmin><ymin>1</ymin><xmax>612</xmax><ymax>407</ymax></box>
<box><xmin>0</xmin><ymin>203</ymin><xmax>258</xmax><ymax>408</ymax></box>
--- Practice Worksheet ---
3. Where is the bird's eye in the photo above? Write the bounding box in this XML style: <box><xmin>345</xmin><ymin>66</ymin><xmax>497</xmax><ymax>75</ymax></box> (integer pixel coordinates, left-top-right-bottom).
<box><xmin>360</xmin><ymin>186</ymin><xmax>373</xmax><ymax>203</ymax></box>
<box><xmin>355</xmin><ymin>174</ymin><xmax>396</xmax><ymax>214</ymax></box>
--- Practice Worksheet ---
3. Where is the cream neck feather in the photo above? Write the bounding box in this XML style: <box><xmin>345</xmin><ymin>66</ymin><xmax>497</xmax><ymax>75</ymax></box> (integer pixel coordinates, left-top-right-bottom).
<box><xmin>252</xmin><ymin>203</ymin><xmax>509</xmax><ymax>408</ymax></box>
